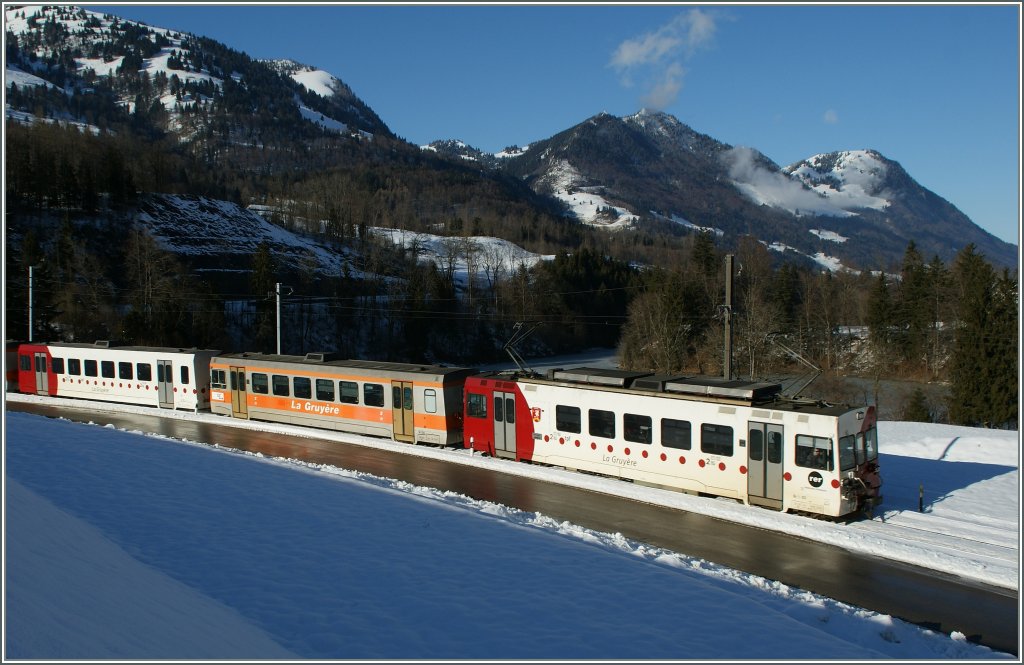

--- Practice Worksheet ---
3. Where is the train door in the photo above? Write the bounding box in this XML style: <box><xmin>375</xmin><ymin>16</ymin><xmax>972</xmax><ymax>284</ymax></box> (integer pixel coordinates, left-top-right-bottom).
<box><xmin>229</xmin><ymin>366</ymin><xmax>248</xmax><ymax>418</ymax></box>
<box><xmin>156</xmin><ymin>360</ymin><xmax>175</xmax><ymax>408</ymax></box>
<box><xmin>33</xmin><ymin>352</ymin><xmax>48</xmax><ymax>395</ymax></box>
<box><xmin>392</xmin><ymin>381</ymin><xmax>414</xmax><ymax>443</ymax></box>
<box><xmin>493</xmin><ymin>391</ymin><xmax>517</xmax><ymax>458</ymax></box>
<box><xmin>747</xmin><ymin>421</ymin><xmax>784</xmax><ymax>510</ymax></box>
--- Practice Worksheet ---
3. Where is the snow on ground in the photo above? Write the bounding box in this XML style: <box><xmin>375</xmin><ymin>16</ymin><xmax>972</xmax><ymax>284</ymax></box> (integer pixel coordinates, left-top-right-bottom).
<box><xmin>4</xmin><ymin>391</ymin><xmax>1018</xmax><ymax>660</ymax></box>
<box><xmin>811</xmin><ymin>229</ymin><xmax>849</xmax><ymax>243</ymax></box>
<box><xmin>650</xmin><ymin>210</ymin><xmax>725</xmax><ymax>237</ymax></box>
<box><xmin>372</xmin><ymin>227</ymin><xmax>555</xmax><ymax>287</ymax></box>
<box><xmin>137</xmin><ymin>194</ymin><xmax>352</xmax><ymax>276</ymax></box>
<box><xmin>540</xmin><ymin>159</ymin><xmax>639</xmax><ymax>229</ymax></box>
<box><xmin>4</xmin><ymin>65</ymin><xmax>60</xmax><ymax>90</ymax></box>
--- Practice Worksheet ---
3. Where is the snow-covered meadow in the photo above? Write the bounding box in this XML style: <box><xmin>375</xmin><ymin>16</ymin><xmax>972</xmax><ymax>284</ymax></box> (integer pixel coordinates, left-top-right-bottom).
<box><xmin>4</xmin><ymin>393</ymin><xmax>1018</xmax><ymax>660</ymax></box>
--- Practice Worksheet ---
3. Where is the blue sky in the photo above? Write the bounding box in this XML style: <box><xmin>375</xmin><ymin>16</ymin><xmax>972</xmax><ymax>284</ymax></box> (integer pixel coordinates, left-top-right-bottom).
<box><xmin>86</xmin><ymin>3</ymin><xmax>1020</xmax><ymax>246</ymax></box>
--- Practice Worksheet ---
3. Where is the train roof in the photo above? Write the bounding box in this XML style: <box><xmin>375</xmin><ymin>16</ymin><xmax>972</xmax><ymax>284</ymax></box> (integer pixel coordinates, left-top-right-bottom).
<box><xmin>213</xmin><ymin>351</ymin><xmax>477</xmax><ymax>377</ymax></box>
<box><xmin>484</xmin><ymin>366</ymin><xmax>861</xmax><ymax>415</ymax></box>
<box><xmin>26</xmin><ymin>341</ymin><xmax>221</xmax><ymax>354</ymax></box>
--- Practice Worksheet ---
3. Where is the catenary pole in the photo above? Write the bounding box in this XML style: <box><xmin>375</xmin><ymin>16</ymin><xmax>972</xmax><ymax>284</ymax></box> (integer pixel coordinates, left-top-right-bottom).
<box><xmin>28</xmin><ymin>265</ymin><xmax>34</xmax><ymax>342</ymax></box>
<box><xmin>276</xmin><ymin>282</ymin><xmax>282</xmax><ymax>355</ymax></box>
<box><xmin>723</xmin><ymin>254</ymin><xmax>734</xmax><ymax>380</ymax></box>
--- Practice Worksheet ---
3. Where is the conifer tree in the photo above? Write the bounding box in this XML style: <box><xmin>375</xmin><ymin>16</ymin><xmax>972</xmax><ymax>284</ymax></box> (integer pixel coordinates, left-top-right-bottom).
<box><xmin>947</xmin><ymin>244</ymin><xmax>1016</xmax><ymax>426</ymax></box>
<box><xmin>897</xmin><ymin>241</ymin><xmax>931</xmax><ymax>371</ymax></box>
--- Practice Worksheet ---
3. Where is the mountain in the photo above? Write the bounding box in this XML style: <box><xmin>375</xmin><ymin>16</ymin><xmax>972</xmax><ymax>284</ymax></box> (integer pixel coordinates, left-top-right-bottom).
<box><xmin>479</xmin><ymin>109</ymin><xmax>1017</xmax><ymax>272</ymax></box>
<box><xmin>3</xmin><ymin>3</ymin><xmax>397</xmax><ymax>178</ymax></box>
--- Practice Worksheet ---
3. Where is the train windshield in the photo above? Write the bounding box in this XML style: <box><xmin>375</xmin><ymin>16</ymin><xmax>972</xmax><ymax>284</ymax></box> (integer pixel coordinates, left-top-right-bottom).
<box><xmin>839</xmin><ymin>434</ymin><xmax>856</xmax><ymax>471</ymax></box>
<box><xmin>865</xmin><ymin>427</ymin><xmax>879</xmax><ymax>461</ymax></box>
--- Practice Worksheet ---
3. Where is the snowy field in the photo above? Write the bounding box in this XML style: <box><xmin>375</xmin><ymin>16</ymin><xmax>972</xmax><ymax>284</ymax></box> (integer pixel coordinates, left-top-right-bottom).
<box><xmin>4</xmin><ymin>393</ymin><xmax>1019</xmax><ymax>660</ymax></box>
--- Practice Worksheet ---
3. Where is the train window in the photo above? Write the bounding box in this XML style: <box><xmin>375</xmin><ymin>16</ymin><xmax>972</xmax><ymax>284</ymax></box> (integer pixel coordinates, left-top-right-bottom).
<box><xmin>84</xmin><ymin>360</ymin><xmax>98</xmax><ymax>377</ymax></box>
<box><xmin>364</xmin><ymin>383</ymin><xmax>385</xmax><ymax>407</ymax></box>
<box><xmin>404</xmin><ymin>387</ymin><xmax>414</xmax><ymax>411</ymax></box>
<box><xmin>855</xmin><ymin>434</ymin><xmax>867</xmax><ymax>466</ymax></box>
<box><xmin>767</xmin><ymin>429</ymin><xmax>783</xmax><ymax>464</ymax></box>
<box><xmin>424</xmin><ymin>389</ymin><xmax>437</xmax><ymax>414</ymax></box>
<box><xmin>556</xmin><ymin>405</ymin><xmax>581</xmax><ymax>433</ymax></box>
<box><xmin>68</xmin><ymin>359</ymin><xmax>81</xmax><ymax>376</ymax></box>
<box><xmin>272</xmin><ymin>375</ymin><xmax>290</xmax><ymax>397</ymax></box>
<box><xmin>796</xmin><ymin>435</ymin><xmax>833</xmax><ymax>471</ymax></box>
<box><xmin>137</xmin><ymin>363</ymin><xmax>152</xmax><ymax>381</ymax></box>
<box><xmin>504</xmin><ymin>398</ymin><xmax>515</xmax><ymax>424</ymax></box>
<box><xmin>700</xmin><ymin>424</ymin><xmax>733</xmax><ymax>456</ymax></box>
<box><xmin>35</xmin><ymin>355</ymin><xmax>46</xmax><ymax>372</ymax></box>
<box><xmin>251</xmin><ymin>373</ymin><xmax>269</xmax><ymax>394</ymax></box>
<box><xmin>748</xmin><ymin>428</ymin><xmax>763</xmax><ymax>461</ymax></box>
<box><xmin>52</xmin><ymin>358</ymin><xmax>65</xmax><ymax>374</ymax></box>
<box><xmin>181</xmin><ymin>366</ymin><xmax>190</xmax><ymax>384</ymax></box>
<box><xmin>494</xmin><ymin>396</ymin><xmax>504</xmax><ymax>422</ymax></box>
<box><xmin>19</xmin><ymin>355</ymin><xmax>30</xmax><ymax>371</ymax></box>
<box><xmin>316</xmin><ymin>379</ymin><xmax>335</xmax><ymax>401</ymax></box>
<box><xmin>101</xmin><ymin>361</ymin><xmax>115</xmax><ymax>379</ymax></box>
<box><xmin>293</xmin><ymin>377</ymin><xmax>312</xmax><ymax>399</ymax></box>
<box><xmin>119</xmin><ymin>362</ymin><xmax>133</xmax><ymax>380</ymax></box>
<box><xmin>623</xmin><ymin>413</ymin><xmax>652</xmax><ymax>444</ymax></box>
<box><xmin>661</xmin><ymin>419</ymin><xmax>691</xmax><ymax>450</ymax></box>
<box><xmin>467</xmin><ymin>393</ymin><xmax>487</xmax><ymax>418</ymax></box>
<box><xmin>339</xmin><ymin>381</ymin><xmax>359</xmax><ymax>404</ymax></box>
<box><xmin>865</xmin><ymin>428</ymin><xmax>878</xmax><ymax>461</ymax></box>
<box><xmin>838</xmin><ymin>435</ymin><xmax>856</xmax><ymax>471</ymax></box>
<box><xmin>589</xmin><ymin>410</ymin><xmax>615</xmax><ymax>439</ymax></box>
<box><xmin>211</xmin><ymin>369</ymin><xmax>227</xmax><ymax>389</ymax></box>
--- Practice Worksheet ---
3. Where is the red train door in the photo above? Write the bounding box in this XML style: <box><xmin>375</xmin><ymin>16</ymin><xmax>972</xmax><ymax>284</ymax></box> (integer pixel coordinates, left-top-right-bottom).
<box><xmin>493</xmin><ymin>391</ymin><xmax>517</xmax><ymax>459</ymax></box>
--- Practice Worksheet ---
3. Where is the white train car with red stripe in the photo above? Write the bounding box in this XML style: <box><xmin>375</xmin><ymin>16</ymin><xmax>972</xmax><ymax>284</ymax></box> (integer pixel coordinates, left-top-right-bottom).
<box><xmin>463</xmin><ymin>367</ymin><xmax>882</xmax><ymax>518</ymax></box>
<box><xmin>15</xmin><ymin>341</ymin><xmax>219</xmax><ymax>411</ymax></box>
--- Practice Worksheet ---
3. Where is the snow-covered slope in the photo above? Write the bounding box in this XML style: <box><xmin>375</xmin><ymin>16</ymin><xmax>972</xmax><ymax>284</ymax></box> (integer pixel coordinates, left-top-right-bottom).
<box><xmin>4</xmin><ymin>5</ymin><xmax>385</xmax><ymax>138</ymax></box>
<box><xmin>784</xmin><ymin>149</ymin><xmax>893</xmax><ymax>212</ymax></box>
<box><xmin>134</xmin><ymin>195</ymin><xmax>352</xmax><ymax>276</ymax></box>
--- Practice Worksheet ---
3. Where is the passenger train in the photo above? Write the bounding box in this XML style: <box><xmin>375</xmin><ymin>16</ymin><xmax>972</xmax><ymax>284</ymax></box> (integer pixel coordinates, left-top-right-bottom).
<box><xmin>8</xmin><ymin>340</ymin><xmax>882</xmax><ymax>518</ymax></box>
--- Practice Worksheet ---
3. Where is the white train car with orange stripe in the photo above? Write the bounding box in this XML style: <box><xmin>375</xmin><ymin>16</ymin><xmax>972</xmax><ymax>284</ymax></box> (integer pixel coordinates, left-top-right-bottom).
<box><xmin>14</xmin><ymin>341</ymin><xmax>219</xmax><ymax>410</ymax></box>
<box><xmin>209</xmin><ymin>352</ymin><xmax>477</xmax><ymax>446</ymax></box>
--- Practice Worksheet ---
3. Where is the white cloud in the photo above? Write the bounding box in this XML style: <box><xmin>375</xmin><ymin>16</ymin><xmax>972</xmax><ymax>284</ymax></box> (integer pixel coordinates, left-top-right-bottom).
<box><xmin>609</xmin><ymin>9</ymin><xmax>717</xmax><ymax>110</ymax></box>
<box><xmin>824</xmin><ymin>109</ymin><xmax>839</xmax><ymax>124</ymax></box>
<box><xmin>641</xmin><ymin>62</ymin><xmax>685</xmax><ymax>110</ymax></box>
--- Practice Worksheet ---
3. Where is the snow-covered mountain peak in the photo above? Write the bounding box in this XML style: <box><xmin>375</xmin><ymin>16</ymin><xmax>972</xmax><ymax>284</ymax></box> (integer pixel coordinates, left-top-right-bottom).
<box><xmin>787</xmin><ymin>150</ymin><xmax>890</xmax><ymax>192</ymax></box>
<box><xmin>624</xmin><ymin>108</ymin><xmax>682</xmax><ymax>131</ymax></box>
<box><xmin>781</xmin><ymin>149</ymin><xmax>892</xmax><ymax>213</ymax></box>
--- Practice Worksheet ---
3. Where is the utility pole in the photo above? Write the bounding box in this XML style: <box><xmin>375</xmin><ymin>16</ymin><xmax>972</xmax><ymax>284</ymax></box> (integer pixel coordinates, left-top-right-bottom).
<box><xmin>28</xmin><ymin>265</ymin><xmax>35</xmax><ymax>342</ymax></box>
<box><xmin>274</xmin><ymin>282</ymin><xmax>293</xmax><ymax>355</ymax></box>
<box><xmin>723</xmin><ymin>254</ymin><xmax>734</xmax><ymax>380</ymax></box>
